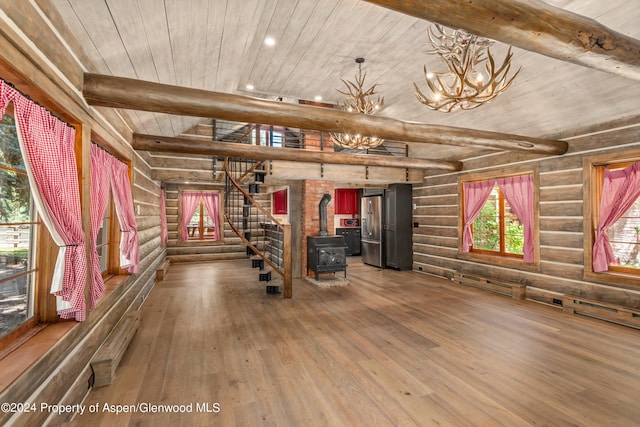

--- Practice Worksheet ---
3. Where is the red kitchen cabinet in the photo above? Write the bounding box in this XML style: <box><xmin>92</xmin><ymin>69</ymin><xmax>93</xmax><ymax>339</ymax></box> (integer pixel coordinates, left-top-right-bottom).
<box><xmin>335</xmin><ymin>189</ymin><xmax>359</xmax><ymax>215</ymax></box>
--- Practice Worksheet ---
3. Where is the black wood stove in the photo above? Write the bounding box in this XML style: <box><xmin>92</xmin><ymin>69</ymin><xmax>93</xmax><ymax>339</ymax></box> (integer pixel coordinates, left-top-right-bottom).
<box><xmin>307</xmin><ymin>235</ymin><xmax>348</xmax><ymax>281</ymax></box>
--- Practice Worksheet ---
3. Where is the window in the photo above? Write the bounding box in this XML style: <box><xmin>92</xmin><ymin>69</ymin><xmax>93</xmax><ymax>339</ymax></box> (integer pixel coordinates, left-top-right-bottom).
<box><xmin>0</xmin><ymin>73</ymin><xmax>93</xmax><ymax>347</ymax></box>
<box><xmin>95</xmin><ymin>195</ymin><xmax>115</xmax><ymax>275</ymax></box>
<box><xmin>180</xmin><ymin>191</ymin><xmax>221</xmax><ymax>242</ymax></box>
<box><xmin>186</xmin><ymin>198</ymin><xmax>216</xmax><ymax>240</ymax></box>
<box><xmin>0</xmin><ymin>111</ymin><xmax>38</xmax><ymax>340</ymax></box>
<box><xmin>89</xmin><ymin>140</ymin><xmax>133</xmax><ymax>285</ymax></box>
<box><xmin>608</xmin><ymin>195</ymin><xmax>640</xmax><ymax>272</ymax></box>
<box><xmin>590</xmin><ymin>161</ymin><xmax>640</xmax><ymax>276</ymax></box>
<box><xmin>252</xmin><ymin>127</ymin><xmax>283</xmax><ymax>147</ymax></box>
<box><xmin>460</xmin><ymin>171</ymin><xmax>537</xmax><ymax>265</ymax></box>
<box><xmin>472</xmin><ymin>185</ymin><xmax>524</xmax><ymax>257</ymax></box>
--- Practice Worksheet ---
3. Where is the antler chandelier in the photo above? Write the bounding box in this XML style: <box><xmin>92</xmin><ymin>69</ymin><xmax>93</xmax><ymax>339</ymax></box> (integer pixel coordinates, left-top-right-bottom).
<box><xmin>414</xmin><ymin>25</ymin><xmax>521</xmax><ymax>113</ymax></box>
<box><xmin>330</xmin><ymin>58</ymin><xmax>384</xmax><ymax>149</ymax></box>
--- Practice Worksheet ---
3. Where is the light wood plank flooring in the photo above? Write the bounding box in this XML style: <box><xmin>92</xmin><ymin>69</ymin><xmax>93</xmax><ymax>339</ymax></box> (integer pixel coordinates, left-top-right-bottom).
<box><xmin>70</xmin><ymin>259</ymin><xmax>640</xmax><ymax>426</ymax></box>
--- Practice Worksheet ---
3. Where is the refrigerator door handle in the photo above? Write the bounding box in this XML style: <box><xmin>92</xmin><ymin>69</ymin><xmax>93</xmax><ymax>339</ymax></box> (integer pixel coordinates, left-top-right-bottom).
<box><xmin>361</xmin><ymin>238</ymin><xmax>380</xmax><ymax>244</ymax></box>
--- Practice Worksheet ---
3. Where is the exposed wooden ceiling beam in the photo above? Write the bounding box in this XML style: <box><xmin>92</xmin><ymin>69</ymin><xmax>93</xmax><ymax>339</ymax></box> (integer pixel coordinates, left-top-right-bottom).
<box><xmin>84</xmin><ymin>73</ymin><xmax>568</xmax><ymax>155</ymax></box>
<box><xmin>132</xmin><ymin>134</ymin><xmax>463</xmax><ymax>171</ymax></box>
<box><xmin>365</xmin><ymin>0</ymin><xmax>640</xmax><ymax>81</ymax></box>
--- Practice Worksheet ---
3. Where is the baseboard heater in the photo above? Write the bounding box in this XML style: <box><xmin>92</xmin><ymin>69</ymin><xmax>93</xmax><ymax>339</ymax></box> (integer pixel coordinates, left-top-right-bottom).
<box><xmin>452</xmin><ymin>272</ymin><xmax>526</xmax><ymax>299</ymax></box>
<box><xmin>562</xmin><ymin>297</ymin><xmax>640</xmax><ymax>329</ymax></box>
<box><xmin>453</xmin><ymin>273</ymin><xmax>639</xmax><ymax>330</ymax></box>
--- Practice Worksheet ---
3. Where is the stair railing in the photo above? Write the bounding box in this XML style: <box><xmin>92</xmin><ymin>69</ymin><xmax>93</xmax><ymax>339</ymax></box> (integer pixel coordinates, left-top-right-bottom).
<box><xmin>224</xmin><ymin>155</ymin><xmax>292</xmax><ymax>298</ymax></box>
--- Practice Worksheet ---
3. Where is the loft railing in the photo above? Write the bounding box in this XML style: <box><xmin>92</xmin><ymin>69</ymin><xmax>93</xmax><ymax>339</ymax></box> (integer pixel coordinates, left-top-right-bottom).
<box><xmin>208</xmin><ymin>119</ymin><xmax>409</xmax><ymax>156</ymax></box>
<box><xmin>211</xmin><ymin>119</ymin><xmax>305</xmax><ymax>149</ymax></box>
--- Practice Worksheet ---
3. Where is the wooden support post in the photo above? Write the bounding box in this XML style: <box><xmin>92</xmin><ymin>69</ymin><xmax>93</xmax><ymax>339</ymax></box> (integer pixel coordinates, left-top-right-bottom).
<box><xmin>283</xmin><ymin>224</ymin><xmax>292</xmax><ymax>299</ymax></box>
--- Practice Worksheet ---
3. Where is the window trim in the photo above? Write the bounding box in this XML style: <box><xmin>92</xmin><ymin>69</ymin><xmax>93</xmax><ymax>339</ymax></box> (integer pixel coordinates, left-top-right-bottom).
<box><xmin>458</xmin><ymin>165</ymin><xmax>540</xmax><ymax>270</ymax></box>
<box><xmin>584</xmin><ymin>149</ymin><xmax>640</xmax><ymax>287</ymax></box>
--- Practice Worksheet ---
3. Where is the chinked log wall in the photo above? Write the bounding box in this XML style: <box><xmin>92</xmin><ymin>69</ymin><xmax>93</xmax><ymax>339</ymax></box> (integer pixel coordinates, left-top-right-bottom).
<box><xmin>413</xmin><ymin>117</ymin><xmax>640</xmax><ymax>316</ymax></box>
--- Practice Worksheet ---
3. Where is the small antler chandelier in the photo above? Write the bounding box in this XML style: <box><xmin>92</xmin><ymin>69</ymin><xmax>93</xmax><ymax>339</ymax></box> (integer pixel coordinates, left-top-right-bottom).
<box><xmin>330</xmin><ymin>58</ymin><xmax>384</xmax><ymax>149</ymax></box>
<box><xmin>414</xmin><ymin>25</ymin><xmax>521</xmax><ymax>113</ymax></box>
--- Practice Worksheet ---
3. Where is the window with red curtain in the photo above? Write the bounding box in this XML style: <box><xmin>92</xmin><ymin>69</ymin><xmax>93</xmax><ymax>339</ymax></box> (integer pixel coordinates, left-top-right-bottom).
<box><xmin>88</xmin><ymin>144</ymin><xmax>136</xmax><ymax>308</ymax></box>
<box><xmin>1</xmin><ymin>79</ymin><xmax>88</xmax><ymax>322</ymax></box>
<box><xmin>592</xmin><ymin>161</ymin><xmax>640</xmax><ymax>274</ymax></box>
<box><xmin>181</xmin><ymin>190</ymin><xmax>221</xmax><ymax>241</ymax></box>
<box><xmin>461</xmin><ymin>172</ymin><xmax>536</xmax><ymax>263</ymax></box>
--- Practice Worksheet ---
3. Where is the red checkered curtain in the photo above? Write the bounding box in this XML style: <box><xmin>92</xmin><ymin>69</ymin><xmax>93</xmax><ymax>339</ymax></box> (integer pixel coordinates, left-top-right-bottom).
<box><xmin>180</xmin><ymin>191</ymin><xmax>201</xmax><ymax>240</ymax></box>
<box><xmin>202</xmin><ymin>192</ymin><xmax>221</xmax><ymax>240</ymax></box>
<box><xmin>88</xmin><ymin>144</ymin><xmax>112</xmax><ymax>308</ymax></box>
<box><xmin>0</xmin><ymin>80</ymin><xmax>10</xmax><ymax>112</ymax></box>
<box><xmin>160</xmin><ymin>189</ymin><xmax>169</xmax><ymax>246</ymax></box>
<box><xmin>4</xmin><ymin>86</ymin><xmax>88</xmax><ymax>321</ymax></box>
<box><xmin>109</xmin><ymin>157</ymin><xmax>140</xmax><ymax>274</ymax></box>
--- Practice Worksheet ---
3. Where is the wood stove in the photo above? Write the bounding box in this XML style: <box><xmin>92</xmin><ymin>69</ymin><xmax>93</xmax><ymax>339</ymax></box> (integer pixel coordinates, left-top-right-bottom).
<box><xmin>307</xmin><ymin>236</ymin><xmax>348</xmax><ymax>281</ymax></box>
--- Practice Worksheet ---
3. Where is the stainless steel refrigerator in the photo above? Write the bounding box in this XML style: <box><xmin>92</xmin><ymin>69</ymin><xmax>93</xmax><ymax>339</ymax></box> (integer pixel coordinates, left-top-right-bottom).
<box><xmin>361</xmin><ymin>195</ymin><xmax>384</xmax><ymax>267</ymax></box>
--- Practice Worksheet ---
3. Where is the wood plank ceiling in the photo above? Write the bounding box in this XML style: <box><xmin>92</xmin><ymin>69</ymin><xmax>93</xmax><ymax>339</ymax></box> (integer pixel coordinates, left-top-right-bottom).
<box><xmin>36</xmin><ymin>0</ymin><xmax>640</xmax><ymax>162</ymax></box>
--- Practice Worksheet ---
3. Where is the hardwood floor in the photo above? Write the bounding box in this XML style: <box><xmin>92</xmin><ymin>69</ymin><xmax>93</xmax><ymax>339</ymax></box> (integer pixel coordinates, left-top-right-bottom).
<box><xmin>70</xmin><ymin>259</ymin><xmax>640</xmax><ymax>426</ymax></box>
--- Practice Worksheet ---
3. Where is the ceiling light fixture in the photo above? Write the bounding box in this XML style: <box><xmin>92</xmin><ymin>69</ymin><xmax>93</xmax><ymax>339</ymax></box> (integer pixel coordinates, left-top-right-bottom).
<box><xmin>264</xmin><ymin>37</ymin><xmax>276</xmax><ymax>46</ymax></box>
<box><xmin>414</xmin><ymin>25</ymin><xmax>521</xmax><ymax>113</ymax></box>
<box><xmin>330</xmin><ymin>57</ymin><xmax>384</xmax><ymax>150</ymax></box>
<box><xmin>246</xmin><ymin>84</ymin><xmax>254</xmax><ymax>91</ymax></box>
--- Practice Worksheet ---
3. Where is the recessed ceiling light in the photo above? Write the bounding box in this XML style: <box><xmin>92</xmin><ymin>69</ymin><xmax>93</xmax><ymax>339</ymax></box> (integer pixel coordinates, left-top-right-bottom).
<box><xmin>246</xmin><ymin>84</ymin><xmax>254</xmax><ymax>90</ymax></box>
<box><xmin>314</xmin><ymin>95</ymin><xmax>322</xmax><ymax>101</ymax></box>
<box><xmin>264</xmin><ymin>37</ymin><xmax>276</xmax><ymax>46</ymax></box>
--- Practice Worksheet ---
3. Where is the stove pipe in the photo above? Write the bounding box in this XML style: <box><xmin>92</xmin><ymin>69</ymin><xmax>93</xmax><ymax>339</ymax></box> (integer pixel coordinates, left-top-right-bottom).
<box><xmin>318</xmin><ymin>193</ymin><xmax>332</xmax><ymax>236</ymax></box>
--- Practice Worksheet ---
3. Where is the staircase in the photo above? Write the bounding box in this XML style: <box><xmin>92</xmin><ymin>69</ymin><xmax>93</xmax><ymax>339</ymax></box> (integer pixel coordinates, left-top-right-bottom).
<box><xmin>224</xmin><ymin>156</ymin><xmax>292</xmax><ymax>298</ymax></box>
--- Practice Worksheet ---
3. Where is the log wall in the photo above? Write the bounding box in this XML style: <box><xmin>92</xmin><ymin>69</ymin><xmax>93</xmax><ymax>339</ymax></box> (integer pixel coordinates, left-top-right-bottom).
<box><xmin>0</xmin><ymin>4</ymin><xmax>164</xmax><ymax>425</ymax></box>
<box><xmin>413</xmin><ymin>119</ymin><xmax>640</xmax><ymax>311</ymax></box>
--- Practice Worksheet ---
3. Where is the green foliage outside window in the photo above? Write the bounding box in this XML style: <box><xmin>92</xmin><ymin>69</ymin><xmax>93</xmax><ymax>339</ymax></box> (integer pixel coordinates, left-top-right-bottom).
<box><xmin>0</xmin><ymin>114</ymin><xmax>29</xmax><ymax>224</ymax></box>
<box><xmin>505</xmin><ymin>219</ymin><xmax>524</xmax><ymax>254</ymax></box>
<box><xmin>473</xmin><ymin>200</ymin><xmax>499</xmax><ymax>251</ymax></box>
<box><xmin>472</xmin><ymin>187</ymin><xmax>524</xmax><ymax>256</ymax></box>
